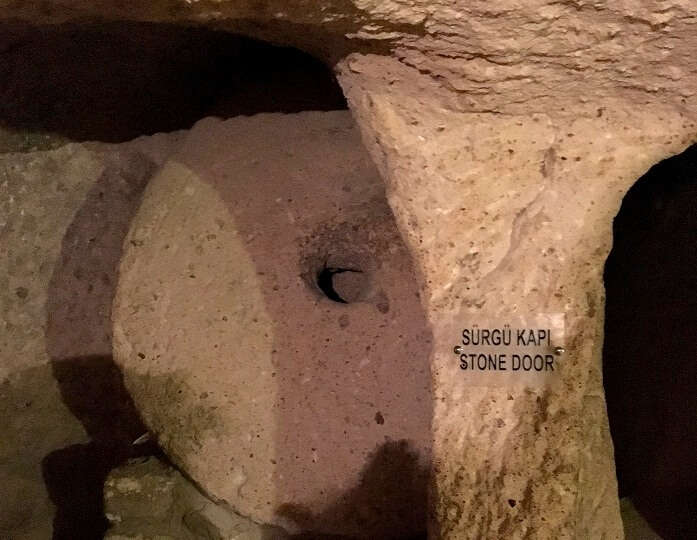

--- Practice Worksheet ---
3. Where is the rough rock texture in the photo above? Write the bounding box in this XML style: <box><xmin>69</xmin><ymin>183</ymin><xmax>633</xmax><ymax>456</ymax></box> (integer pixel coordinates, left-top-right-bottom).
<box><xmin>103</xmin><ymin>459</ymin><xmax>663</xmax><ymax>540</ymax></box>
<box><xmin>104</xmin><ymin>456</ymin><xmax>287</xmax><ymax>540</ymax></box>
<box><xmin>4</xmin><ymin>0</ymin><xmax>697</xmax><ymax>113</ymax></box>
<box><xmin>3</xmin><ymin>1</ymin><xmax>697</xmax><ymax>539</ymax></box>
<box><xmin>0</xmin><ymin>135</ymin><xmax>181</xmax><ymax>539</ymax></box>
<box><xmin>112</xmin><ymin>111</ymin><xmax>432</xmax><ymax>537</ymax></box>
<box><xmin>340</xmin><ymin>94</ymin><xmax>697</xmax><ymax>540</ymax></box>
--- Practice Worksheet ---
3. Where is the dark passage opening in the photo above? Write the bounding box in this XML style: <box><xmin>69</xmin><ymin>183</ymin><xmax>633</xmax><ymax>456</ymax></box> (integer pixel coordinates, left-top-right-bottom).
<box><xmin>603</xmin><ymin>144</ymin><xmax>697</xmax><ymax>539</ymax></box>
<box><xmin>0</xmin><ymin>21</ymin><xmax>346</xmax><ymax>149</ymax></box>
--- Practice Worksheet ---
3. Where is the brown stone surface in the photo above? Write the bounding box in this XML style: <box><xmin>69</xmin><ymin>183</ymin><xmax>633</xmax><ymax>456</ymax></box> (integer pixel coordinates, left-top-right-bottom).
<box><xmin>104</xmin><ymin>456</ymin><xmax>287</xmax><ymax>540</ymax></box>
<box><xmin>0</xmin><ymin>135</ymin><xmax>181</xmax><ymax>539</ymax></box>
<box><xmin>0</xmin><ymin>117</ymin><xmax>687</xmax><ymax>539</ymax></box>
<box><xmin>2</xmin><ymin>1</ymin><xmax>697</xmax><ymax>538</ymax></box>
<box><xmin>339</xmin><ymin>88</ymin><xmax>695</xmax><ymax>538</ymax></box>
<box><xmin>112</xmin><ymin>111</ymin><xmax>433</xmax><ymax>537</ymax></box>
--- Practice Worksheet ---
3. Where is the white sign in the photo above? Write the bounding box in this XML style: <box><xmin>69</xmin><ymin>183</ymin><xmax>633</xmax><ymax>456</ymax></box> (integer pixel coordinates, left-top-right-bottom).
<box><xmin>452</xmin><ymin>313</ymin><xmax>565</xmax><ymax>386</ymax></box>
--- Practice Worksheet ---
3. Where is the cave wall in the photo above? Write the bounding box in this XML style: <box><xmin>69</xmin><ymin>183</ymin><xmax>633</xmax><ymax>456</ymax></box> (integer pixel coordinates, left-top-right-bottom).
<box><xmin>2</xmin><ymin>1</ymin><xmax>697</xmax><ymax>538</ymax></box>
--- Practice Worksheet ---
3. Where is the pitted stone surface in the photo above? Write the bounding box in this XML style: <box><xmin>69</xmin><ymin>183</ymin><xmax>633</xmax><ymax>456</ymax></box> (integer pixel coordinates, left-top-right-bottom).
<box><xmin>104</xmin><ymin>456</ymin><xmax>287</xmax><ymax>540</ymax></box>
<box><xmin>4</xmin><ymin>2</ymin><xmax>697</xmax><ymax>538</ymax></box>
<box><xmin>0</xmin><ymin>135</ymin><xmax>181</xmax><ymax>539</ymax></box>
<box><xmin>112</xmin><ymin>111</ymin><xmax>432</xmax><ymax>537</ymax></box>
<box><xmin>338</xmin><ymin>89</ymin><xmax>696</xmax><ymax>538</ymax></box>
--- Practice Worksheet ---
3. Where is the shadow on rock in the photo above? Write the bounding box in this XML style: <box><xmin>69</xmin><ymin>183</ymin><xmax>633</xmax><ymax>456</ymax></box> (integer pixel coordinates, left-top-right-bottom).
<box><xmin>274</xmin><ymin>440</ymin><xmax>429</xmax><ymax>540</ymax></box>
<box><xmin>43</xmin><ymin>151</ymin><xmax>161</xmax><ymax>539</ymax></box>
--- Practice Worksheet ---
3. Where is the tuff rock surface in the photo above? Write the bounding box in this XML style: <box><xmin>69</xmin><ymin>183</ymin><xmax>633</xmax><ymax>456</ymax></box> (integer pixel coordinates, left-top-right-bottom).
<box><xmin>104</xmin><ymin>456</ymin><xmax>287</xmax><ymax>540</ymax></box>
<box><xmin>112</xmin><ymin>111</ymin><xmax>432</xmax><ymax>537</ymax></box>
<box><xmin>0</xmin><ymin>135</ymin><xmax>181</xmax><ymax>539</ymax></box>
<box><xmin>3</xmin><ymin>1</ymin><xmax>697</xmax><ymax>539</ymax></box>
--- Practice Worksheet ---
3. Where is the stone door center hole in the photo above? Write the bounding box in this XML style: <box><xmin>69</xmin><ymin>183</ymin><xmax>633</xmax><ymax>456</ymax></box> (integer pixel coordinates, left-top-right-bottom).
<box><xmin>316</xmin><ymin>266</ymin><xmax>364</xmax><ymax>304</ymax></box>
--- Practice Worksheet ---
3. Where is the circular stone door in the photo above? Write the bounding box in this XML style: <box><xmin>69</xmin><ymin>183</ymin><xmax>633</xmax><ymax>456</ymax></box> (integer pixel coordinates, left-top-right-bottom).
<box><xmin>112</xmin><ymin>111</ymin><xmax>433</xmax><ymax>537</ymax></box>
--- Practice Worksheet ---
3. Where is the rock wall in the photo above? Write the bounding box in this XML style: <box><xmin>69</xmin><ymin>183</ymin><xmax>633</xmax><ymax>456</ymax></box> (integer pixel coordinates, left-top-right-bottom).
<box><xmin>104</xmin><ymin>456</ymin><xmax>287</xmax><ymax>540</ymax></box>
<box><xmin>2</xmin><ymin>1</ymin><xmax>697</xmax><ymax>538</ymax></box>
<box><xmin>0</xmin><ymin>135</ymin><xmax>181</xmax><ymax>538</ymax></box>
<box><xmin>339</xmin><ymin>82</ymin><xmax>696</xmax><ymax>538</ymax></box>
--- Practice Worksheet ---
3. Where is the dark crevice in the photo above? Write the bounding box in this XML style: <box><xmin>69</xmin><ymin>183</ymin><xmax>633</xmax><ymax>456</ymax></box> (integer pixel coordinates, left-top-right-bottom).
<box><xmin>603</xmin><ymin>143</ymin><xmax>697</xmax><ymax>539</ymax></box>
<box><xmin>316</xmin><ymin>267</ymin><xmax>363</xmax><ymax>303</ymax></box>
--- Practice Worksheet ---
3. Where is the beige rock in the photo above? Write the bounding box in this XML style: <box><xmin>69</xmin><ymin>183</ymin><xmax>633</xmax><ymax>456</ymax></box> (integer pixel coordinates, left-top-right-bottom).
<box><xmin>104</xmin><ymin>456</ymin><xmax>287</xmax><ymax>540</ymax></box>
<box><xmin>112</xmin><ymin>111</ymin><xmax>432</xmax><ymax>537</ymax></box>
<box><xmin>340</xmin><ymin>88</ymin><xmax>695</xmax><ymax>538</ymax></box>
<box><xmin>5</xmin><ymin>0</ymin><xmax>697</xmax><ymax>114</ymax></box>
<box><xmin>3</xmin><ymin>1</ymin><xmax>697</xmax><ymax>538</ymax></box>
<box><xmin>0</xmin><ymin>135</ymin><xmax>181</xmax><ymax>539</ymax></box>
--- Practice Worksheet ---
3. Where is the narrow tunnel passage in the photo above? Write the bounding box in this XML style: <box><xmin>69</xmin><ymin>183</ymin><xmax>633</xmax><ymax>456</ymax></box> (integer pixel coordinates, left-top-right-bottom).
<box><xmin>603</xmin><ymin>144</ymin><xmax>697</xmax><ymax>539</ymax></box>
<box><xmin>0</xmin><ymin>21</ymin><xmax>346</xmax><ymax>149</ymax></box>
